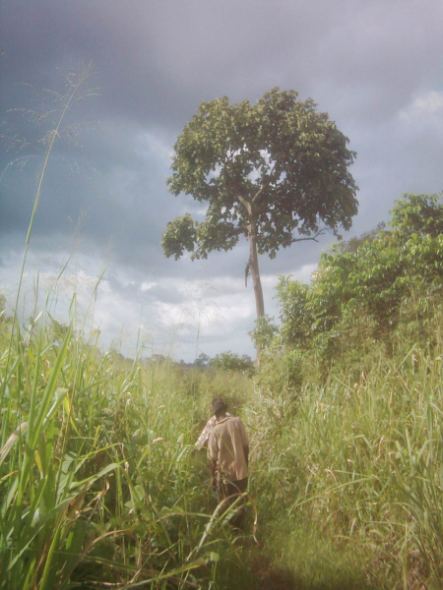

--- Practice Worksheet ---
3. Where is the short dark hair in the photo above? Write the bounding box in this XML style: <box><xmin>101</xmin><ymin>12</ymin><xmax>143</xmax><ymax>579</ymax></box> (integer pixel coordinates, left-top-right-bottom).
<box><xmin>212</xmin><ymin>397</ymin><xmax>227</xmax><ymax>416</ymax></box>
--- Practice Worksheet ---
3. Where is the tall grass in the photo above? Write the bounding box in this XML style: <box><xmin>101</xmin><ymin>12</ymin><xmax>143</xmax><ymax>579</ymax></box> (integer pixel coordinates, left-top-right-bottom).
<box><xmin>0</xmin><ymin>318</ymin><xmax>255</xmax><ymax>589</ymax></box>
<box><xmin>253</xmin><ymin>314</ymin><xmax>443</xmax><ymax>589</ymax></box>
<box><xmin>1</xmin><ymin>306</ymin><xmax>441</xmax><ymax>588</ymax></box>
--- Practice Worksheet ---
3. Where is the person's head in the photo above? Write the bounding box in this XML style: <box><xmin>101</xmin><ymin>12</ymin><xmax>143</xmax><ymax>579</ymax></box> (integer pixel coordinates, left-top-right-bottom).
<box><xmin>211</xmin><ymin>397</ymin><xmax>228</xmax><ymax>417</ymax></box>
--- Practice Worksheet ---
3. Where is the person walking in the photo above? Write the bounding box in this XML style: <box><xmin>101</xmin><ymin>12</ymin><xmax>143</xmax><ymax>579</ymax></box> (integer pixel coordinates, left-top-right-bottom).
<box><xmin>207</xmin><ymin>397</ymin><xmax>249</xmax><ymax>526</ymax></box>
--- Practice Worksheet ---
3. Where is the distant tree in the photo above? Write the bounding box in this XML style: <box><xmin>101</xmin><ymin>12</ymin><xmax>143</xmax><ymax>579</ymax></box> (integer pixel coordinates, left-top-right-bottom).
<box><xmin>163</xmin><ymin>88</ymin><xmax>358</xmax><ymax>324</ymax></box>
<box><xmin>145</xmin><ymin>354</ymin><xmax>173</xmax><ymax>366</ymax></box>
<box><xmin>193</xmin><ymin>352</ymin><xmax>210</xmax><ymax>368</ymax></box>
<box><xmin>210</xmin><ymin>351</ymin><xmax>254</xmax><ymax>374</ymax></box>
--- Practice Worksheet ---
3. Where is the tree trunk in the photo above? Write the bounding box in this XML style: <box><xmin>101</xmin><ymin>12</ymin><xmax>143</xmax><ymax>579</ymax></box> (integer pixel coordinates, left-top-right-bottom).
<box><xmin>248</xmin><ymin>227</ymin><xmax>265</xmax><ymax>319</ymax></box>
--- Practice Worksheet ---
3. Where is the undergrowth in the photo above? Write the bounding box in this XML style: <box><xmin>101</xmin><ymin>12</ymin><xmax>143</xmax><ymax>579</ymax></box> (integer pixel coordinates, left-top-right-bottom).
<box><xmin>0</xmin><ymin>305</ymin><xmax>442</xmax><ymax>589</ymax></box>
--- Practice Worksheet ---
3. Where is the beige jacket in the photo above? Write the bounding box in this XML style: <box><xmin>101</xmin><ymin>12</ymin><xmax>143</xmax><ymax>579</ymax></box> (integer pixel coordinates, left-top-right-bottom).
<box><xmin>207</xmin><ymin>416</ymin><xmax>249</xmax><ymax>481</ymax></box>
<box><xmin>195</xmin><ymin>413</ymin><xmax>232</xmax><ymax>450</ymax></box>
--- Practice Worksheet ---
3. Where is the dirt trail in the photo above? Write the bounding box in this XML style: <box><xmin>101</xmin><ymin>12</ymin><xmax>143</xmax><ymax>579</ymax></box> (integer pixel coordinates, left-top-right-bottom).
<box><xmin>251</xmin><ymin>553</ymin><xmax>297</xmax><ymax>590</ymax></box>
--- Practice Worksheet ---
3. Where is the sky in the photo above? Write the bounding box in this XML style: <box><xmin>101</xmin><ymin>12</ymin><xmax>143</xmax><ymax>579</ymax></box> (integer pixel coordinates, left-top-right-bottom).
<box><xmin>1</xmin><ymin>0</ymin><xmax>442</xmax><ymax>361</ymax></box>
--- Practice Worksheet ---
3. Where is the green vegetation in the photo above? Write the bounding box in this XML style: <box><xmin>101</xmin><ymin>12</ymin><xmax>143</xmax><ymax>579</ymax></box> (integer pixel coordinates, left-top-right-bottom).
<box><xmin>163</xmin><ymin>88</ymin><xmax>358</xmax><ymax>320</ymax></box>
<box><xmin>276</xmin><ymin>193</ymin><xmax>443</xmax><ymax>366</ymax></box>
<box><xmin>1</xmin><ymin>194</ymin><xmax>442</xmax><ymax>589</ymax></box>
<box><xmin>0</xmin><ymin>321</ymin><xmax>255</xmax><ymax>589</ymax></box>
<box><xmin>255</xmin><ymin>193</ymin><xmax>443</xmax><ymax>588</ymax></box>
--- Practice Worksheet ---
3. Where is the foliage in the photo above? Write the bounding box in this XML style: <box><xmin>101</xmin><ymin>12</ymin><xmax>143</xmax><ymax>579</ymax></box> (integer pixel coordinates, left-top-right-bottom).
<box><xmin>163</xmin><ymin>87</ymin><xmax>358</xmax><ymax>319</ymax></box>
<box><xmin>391</xmin><ymin>192</ymin><xmax>443</xmax><ymax>237</ymax></box>
<box><xmin>164</xmin><ymin>87</ymin><xmax>358</xmax><ymax>259</ymax></box>
<box><xmin>258</xmin><ymin>346</ymin><xmax>305</xmax><ymax>405</ymax></box>
<box><xmin>277</xmin><ymin>193</ymin><xmax>443</xmax><ymax>358</ymax></box>
<box><xmin>276</xmin><ymin>279</ymin><xmax>312</xmax><ymax>347</ymax></box>
<box><xmin>249</xmin><ymin>315</ymin><xmax>278</xmax><ymax>351</ymax></box>
<box><xmin>193</xmin><ymin>352</ymin><xmax>210</xmax><ymax>368</ymax></box>
<box><xmin>209</xmin><ymin>351</ymin><xmax>254</xmax><ymax>374</ymax></box>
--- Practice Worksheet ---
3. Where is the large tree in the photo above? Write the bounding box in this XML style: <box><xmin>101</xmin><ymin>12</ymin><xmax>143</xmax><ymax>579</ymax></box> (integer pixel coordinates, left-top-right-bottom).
<box><xmin>162</xmin><ymin>88</ymin><xmax>358</xmax><ymax>320</ymax></box>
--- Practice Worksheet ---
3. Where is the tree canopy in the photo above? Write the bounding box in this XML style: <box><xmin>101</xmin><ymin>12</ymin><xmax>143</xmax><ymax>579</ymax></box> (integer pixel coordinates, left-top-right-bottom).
<box><xmin>163</xmin><ymin>88</ymin><xmax>358</xmax><ymax>320</ymax></box>
<box><xmin>277</xmin><ymin>193</ymin><xmax>443</xmax><ymax>360</ymax></box>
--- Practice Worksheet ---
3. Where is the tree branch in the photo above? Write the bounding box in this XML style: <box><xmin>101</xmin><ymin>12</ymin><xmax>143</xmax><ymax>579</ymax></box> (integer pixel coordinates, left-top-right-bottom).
<box><xmin>252</xmin><ymin>169</ymin><xmax>274</xmax><ymax>204</ymax></box>
<box><xmin>252</xmin><ymin>184</ymin><xmax>265</xmax><ymax>203</ymax></box>
<box><xmin>291</xmin><ymin>228</ymin><xmax>326</xmax><ymax>244</ymax></box>
<box><xmin>237</xmin><ymin>194</ymin><xmax>252</xmax><ymax>215</ymax></box>
<box><xmin>253</xmin><ymin>158</ymin><xmax>281</xmax><ymax>203</ymax></box>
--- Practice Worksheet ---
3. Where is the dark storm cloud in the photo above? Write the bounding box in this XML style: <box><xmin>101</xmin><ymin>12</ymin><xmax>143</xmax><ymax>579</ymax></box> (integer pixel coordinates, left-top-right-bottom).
<box><xmin>2</xmin><ymin>0</ymin><xmax>442</xmax><ymax>224</ymax></box>
<box><xmin>3</xmin><ymin>0</ymin><xmax>442</xmax><ymax>125</ymax></box>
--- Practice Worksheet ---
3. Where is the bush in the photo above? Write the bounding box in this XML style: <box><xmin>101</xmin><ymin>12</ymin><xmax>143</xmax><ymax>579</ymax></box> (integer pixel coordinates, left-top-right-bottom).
<box><xmin>209</xmin><ymin>351</ymin><xmax>254</xmax><ymax>375</ymax></box>
<box><xmin>277</xmin><ymin>193</ymin><xmax>443</xmax><ymax>362</ymax></box>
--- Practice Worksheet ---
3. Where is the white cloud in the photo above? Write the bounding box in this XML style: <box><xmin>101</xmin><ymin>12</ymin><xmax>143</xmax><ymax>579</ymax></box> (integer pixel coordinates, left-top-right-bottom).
<box><xmin>136</xmin><ymin>131</ymin><xmax>173</xmax><ymax>166</ymax></box>
<box><xmin>292</xmin><ymin>263</ymin><xmax>317</xmax><ymax>283</ymax></box>
<box><xmin>398</xmin><ymin>91</ymin><xmax>443</xmax><ymax>128</ymax></box>
<box><xmin>140</xmin><ymin>280</ymin><xmax>157</xmax><ymax>292</ymax></box>
<box><xmin>261</xmin><ymin>263</ymin><xmax>316</xmax><ymax>287</ymax></box>
<box><xmin>0</xmin><ymin>242</ymin><xmax>320</xmax><ymax>361</ymax></box>
<box><xmin>0</xmin><ymin>246</ymin><xmax>260</xmax><ymax>359</ymax></box>
<box><xmin>155</xmin><ymin>292</ymin><xmax>252</xmax><ymax>334</ymax></box>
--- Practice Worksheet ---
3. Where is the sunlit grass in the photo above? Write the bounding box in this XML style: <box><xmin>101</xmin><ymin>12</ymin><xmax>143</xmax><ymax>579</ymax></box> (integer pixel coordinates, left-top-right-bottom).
<box><xmin>0</xmin><ymin>318</ymin><xmax>255</xmax><ymax>589</ymax></box>
<box><xmin>0</xmin><ymin>307</ymin><xmax>441</xmax><ymax>588</ymax></box>
<box><xmin>252</xmin><ymin>317</ymin><xmax>443</xmax><ymax>589</ymax></box>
